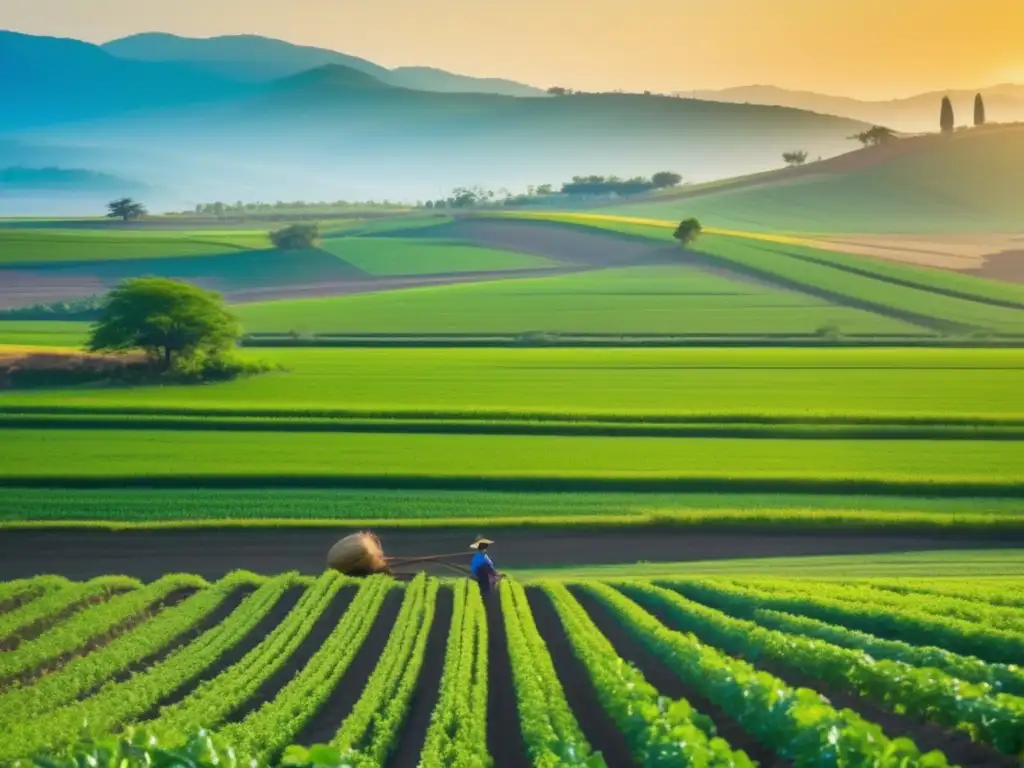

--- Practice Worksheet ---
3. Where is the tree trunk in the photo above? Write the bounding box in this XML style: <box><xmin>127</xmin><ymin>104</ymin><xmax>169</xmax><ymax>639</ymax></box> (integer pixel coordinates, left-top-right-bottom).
<box><xmin>163</xmin><ymin>347</ymin><xmax>173</xmax><ymax>370</ymax></box>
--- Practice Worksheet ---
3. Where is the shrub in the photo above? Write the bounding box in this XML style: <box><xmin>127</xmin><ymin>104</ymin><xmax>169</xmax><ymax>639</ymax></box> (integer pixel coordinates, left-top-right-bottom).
<box><xmin>672</xmin><ymin>217</ymin><xmax>702</xmax><ymax>246</ymax></box>
<box><xmin>270</xmin><ymin>223</ymin><xmax>321</xmax><ymax>250</ymax></box>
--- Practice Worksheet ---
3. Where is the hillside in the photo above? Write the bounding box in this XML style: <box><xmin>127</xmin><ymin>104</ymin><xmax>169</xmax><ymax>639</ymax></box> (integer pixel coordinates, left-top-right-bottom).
<box><xmin>102</xmin><ymin>32</ymin><xmax>545</xmax><ymax>97</ymax></box>
<box><xmin>680</xmin><ymin>84</ymin><xmax>1024</xmax><ymax>133</ymax></box>
<box><xmin>604</xmin><ymin>125</ymin><xmax>1024</xmax><ymax>233</ymax></box>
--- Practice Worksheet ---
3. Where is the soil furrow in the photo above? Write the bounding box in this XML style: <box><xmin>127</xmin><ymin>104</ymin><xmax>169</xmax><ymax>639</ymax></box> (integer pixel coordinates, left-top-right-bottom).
<box><xmin>292</xmin><ymin>588</ymin><xmax>404</xmax><ymax>746</ymax></box>
<box><xmin>485</xmin><ymin>588</ymin><xmax>531</xmax><ymax>768</ymax></box>
<box><xmin>526</xmin><ymin>587</ymin><xmax>637</xmax><ymax>768</ymax></box>
<box><xmin>570</xmin><ymin>587</ymin><xmax>789</xmax><ymax>768</ymax></box>
<box><xmin>383</xmin><ymin>586</ymin><xmax>454</xmax><ymax>768</ymax></box>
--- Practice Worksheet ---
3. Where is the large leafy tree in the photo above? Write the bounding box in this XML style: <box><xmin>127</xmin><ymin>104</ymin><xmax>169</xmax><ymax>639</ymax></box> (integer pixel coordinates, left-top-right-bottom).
<box><xmin>106</xmin><ymin>198</ymin><xmax>147</xmax><ymax>221</ymax></box>
<box><xmin>88</xmin><ymin>278</ymin><xmax>240</xmax><ymax>370</ymax></box>
<box><xmin>672</xmin><ymin>217</ymin><xmax>702</xmax><ymax>246</ymax></box>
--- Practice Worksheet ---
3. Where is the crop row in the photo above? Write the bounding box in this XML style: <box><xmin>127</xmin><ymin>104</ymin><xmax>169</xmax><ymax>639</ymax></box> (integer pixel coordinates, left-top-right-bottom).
<box><xmin>577</xmin><ymin>581</ymin><xmax>952</xmax><ymax>766</ymax></box>
<box><xmin>0</xmin><ymin>573</ymin><xmax>208</xmax><ymax>681</ymax></box>
<box><xmin>543</xmin><ymin>581</ymin><xmax>755</xmax><ymax>766</ymax></box>
<box><xmin>218</xmin><ymin>576</ymin><xmax>394</xmax><ymax>763</ymax></box>
<box><xmin>673</xmin><ymin>578</ymin><xmax>1024</xmax><ymax>665</ymax></box>
<box><xmin>0</xmin><ymin>571</ymin><xmax>281</xmax><ymax>763</ymax></box>
<box><xmin>0</xmin><ymin>576</ymin><xmax>62</xmax><ymax>611</ymax></box>
<box><xmin>150</xmin><ymin>571</ymin><xmax>347</xmax><ymax>740</ymax></box>
<box><xmin>621</xmin><ymin>581</ymin><xmax>1024</xmax><ymax>755</ymax></box>
<box><xmin>332</xmin><ymin>574</ymin><xmax>438</xmax><ymax>765</ymax></box>
<box><xmin>0</xmin><ymin>572</ymin><xmax>255</xmax><ymax>728</ymax></box>
<box><xmin>861</xmin><ymin>578</ymin><xmax>1024</xmax><ymax>608</ymax></box>
<box><xmin>501</xmin><ymin>579</ymin><xmax>596</xmax><ymax>766</ymax></box>
<box><xmin>419</xmin><ymin>580</ymin><xmax>490</xmax><ymax>768</ymax></box>
<box><xmin>0</xmin><ymin>575</ymin><xmax>140</xmax><ymax>646</ymax></box>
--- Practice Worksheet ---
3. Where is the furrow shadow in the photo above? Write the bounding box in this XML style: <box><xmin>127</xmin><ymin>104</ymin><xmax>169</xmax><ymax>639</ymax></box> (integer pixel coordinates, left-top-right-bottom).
<box><xmin>485</xmin><ymin>587</ymin><xmax>531</xmax><ymax>768</ymax></box>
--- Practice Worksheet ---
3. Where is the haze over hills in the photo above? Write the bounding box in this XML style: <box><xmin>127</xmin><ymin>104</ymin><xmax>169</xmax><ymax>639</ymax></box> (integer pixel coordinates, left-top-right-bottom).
<box><xmin>680</xmin><ymin>84</ymin><xmax>1024</xmax><ymax>132</ymax></box>
<box><xmin>1</xmin><ymin>30</ymin><xmax>871</xmax><ymax>212</ymax></box>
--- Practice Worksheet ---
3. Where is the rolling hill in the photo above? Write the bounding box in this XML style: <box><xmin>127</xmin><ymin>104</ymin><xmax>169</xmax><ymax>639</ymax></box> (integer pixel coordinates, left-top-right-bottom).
<box><xmin>102</xmin><ymin>32</ymin><xmax>545</xmax><ymax>97</ymax></box>
<box><xmin>604</xmin><ymin>124</ymin><xmax>1024</xmax><ymax>233</ymax></box>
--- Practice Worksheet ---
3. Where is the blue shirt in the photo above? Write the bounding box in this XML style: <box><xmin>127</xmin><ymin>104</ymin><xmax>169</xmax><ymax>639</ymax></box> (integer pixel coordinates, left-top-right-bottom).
<box><xmin>471</xmin><ymin>552</ymin><xmax>493</xmax><ymax>576</ymax></box>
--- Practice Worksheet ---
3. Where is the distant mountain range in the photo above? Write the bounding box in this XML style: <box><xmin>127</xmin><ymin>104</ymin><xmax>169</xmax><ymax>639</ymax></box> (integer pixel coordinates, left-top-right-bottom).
<box><xmin>1</xmin><ymin>30</ymin><xmax>874</xmax><ymax>211</ymax></box>
<box><xmin>678</xmin><ymin>84</ymin><xmax>1024</xmax><ymax>132</ymax></box>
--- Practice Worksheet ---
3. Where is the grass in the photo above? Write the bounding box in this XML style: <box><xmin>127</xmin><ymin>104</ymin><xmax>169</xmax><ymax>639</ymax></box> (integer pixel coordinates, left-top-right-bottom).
<box><xmin>319</xmin><ymin>237</ymin><xmax>555</xmax><ymax>276</ymax></box>
<box><xmin>0</xmin><ymin>229</ymin><xmax>270</xmax><ymax>264</ymax></box>
<box><xmin>515</xmin><ymin>550</ymin><xmax>1024</xmax><ymax>578</ymax></box>
<box><xmin>0</xmin><ymin>321</ymin><xmax>90</xmax><ymax>348</ymax></box>
<box><xmin>0</xmin><ymin>428</ymin><xmax>1021</xmax><ymax>484</ymax></box>
<box><xmin>2</xmin><ymin>347</ymin><xmax>1021</xmax><ymax>420</ymax></box>
<box><xmin>233</xmin><ymin>265</ymin><xmax>915</xmax><ymax>335</ymax></box>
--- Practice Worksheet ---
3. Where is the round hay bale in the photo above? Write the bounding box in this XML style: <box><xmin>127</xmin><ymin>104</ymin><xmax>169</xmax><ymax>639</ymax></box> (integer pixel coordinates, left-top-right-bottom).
<box><xmin>327</xmin><ymin>531</ymin><xmax>388</xmax><ymax>576</ymax></box>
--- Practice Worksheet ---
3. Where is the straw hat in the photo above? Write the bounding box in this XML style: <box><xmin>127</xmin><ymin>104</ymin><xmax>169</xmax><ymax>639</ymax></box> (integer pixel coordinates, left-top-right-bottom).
<box><xmin>470</xmin><ymin>536</ymin><xmax>494</xmax><ymax>550</ymax></box>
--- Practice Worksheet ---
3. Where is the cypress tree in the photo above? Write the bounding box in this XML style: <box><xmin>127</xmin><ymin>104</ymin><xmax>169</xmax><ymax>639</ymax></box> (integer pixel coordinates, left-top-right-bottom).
<box><xmin>940</xmin><ymin>96</ymin><xmax>955</xmax><ymax>133</ymax></box>
<box><xmin>974</xmin><ymin>93</ymin><xmax>986</xmax><ymax>126</ymax></box>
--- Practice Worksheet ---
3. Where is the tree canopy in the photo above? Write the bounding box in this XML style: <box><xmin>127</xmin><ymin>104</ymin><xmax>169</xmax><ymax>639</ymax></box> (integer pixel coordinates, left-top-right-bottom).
<box><xmin>88</xmin><ymin>278</ymin><xmax>240</xmax><ymax>370</ymax></box>
<box><xmin>269</xmin><ymin>223</ymin><xmax>321</xmax><ymax>250</ymax></box>
<box><xmin>974</xmin><ymin>93</ymin><xmax>986</xmax><ymax>126</ymax></box>
<box><xmin>851</xmin><ymin>126</ymin><xmax>897</xmax><ymax>147</ymax></box>
<box><xmin>651</xmin><ymin>171</ymin><xmax>683</xmax><ymax>188</ymax></box>
<box><xmin>106</xmin><ymin>198</ymin><xmax>147</xmax><ymax>221</ymax></box>
<box><xmin>672</xmin><ymin>217</ymin><xmax>702</xmax><ymax>246</ymax></box>
<box><xmin>940</xmin><ymin>97</ymin><xmax>955</xmax><ymax>133</ymax></box>
<box><xmin>782</xmin><ymin>150</ymin><xmax>808</xmax><ymax>167</ymax></box>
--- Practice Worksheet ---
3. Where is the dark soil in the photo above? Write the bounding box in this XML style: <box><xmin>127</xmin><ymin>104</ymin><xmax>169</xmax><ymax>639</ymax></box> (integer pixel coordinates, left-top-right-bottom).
<box><xmin>484</xmin><ymin>587</ymin><xmax>531</xmax><ymax>768</ymax></box>
<box><xmin>636</xmin><ymin>593</ymin><xmax>1018</xmax><ymax>768</ymax></box>
<box><xmin>525</xmin><ymin>587</ymin><xmax>637</xmax><ymax>767</ymax></box>
<box><xmin>0</xmin><ymin>587</ymin><xmax>132</xmax><ymax>651</ymax></box>
<box><xmin>566</xmin><ymin>587</ymin><xmax>787</xmax><ymax>767</ymax></box>
<box><xmin>0</xmin><ymin>587</ymin><xmax>43</xmax><ymax>616</ymax></box>
<box><xmin>2</xmin><ymin>527</ymin><xmax>1019</xmax><ymax>581</ymax></box>
<box><xmin>292</xmin><ymin>588</ymin><xmax>404</xmax><ymax>746</ymax></box>
<box><xmin>223</xmin><ymin>585</ymin><xmax>358</xmax><ymax>725</ymax></box>
<box><xmin>133</xmin><ymin>585</ymin><xmax>305</xmax><ymax>722</ymax></box>
<box><xmin>383</xmin><ymin>586</ymin><xmax>454</xmax><ymax>768</ymax></box>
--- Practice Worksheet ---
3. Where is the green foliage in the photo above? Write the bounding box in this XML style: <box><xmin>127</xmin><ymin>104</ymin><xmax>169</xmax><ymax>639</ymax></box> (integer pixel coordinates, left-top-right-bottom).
<box><xmin>782</xmin><ymin>150</ymin><xmax>808</xmax><ymax>166</ymax></box>
<box><xmin>88</xmin><ymin>278</ymin><xmax>241</xmax><ymax>369</ymax></box>
<box><xmin>672</xmin><ymin>217</ymin><xmax>702</xmax><ymax>246</ymax></box>
<box><xmin>650</xmin><ymin>171</ymin><xmax>683</xmax><ymax>188</ymax></box>
<box><xmin>269</xmin><ymin>223</ymin><xmax>321</xmax><ymax>250</ymax></box>
<box><xmin>106</xmin><ymin>198</ymin><xmax>147</xmax><ymax>222</ymax></box>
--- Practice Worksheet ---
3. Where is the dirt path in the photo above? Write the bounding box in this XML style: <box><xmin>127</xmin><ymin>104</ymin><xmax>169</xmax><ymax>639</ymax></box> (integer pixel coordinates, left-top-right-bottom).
<box><xmin>1</xmin><ymin>527</ymin><xmax>1020</xmax><ymax>581</ymax></box>
<box><xmin>484</xmin><ymin>592</ymin><xmax>530</xmax><ymax>768</ymax></box>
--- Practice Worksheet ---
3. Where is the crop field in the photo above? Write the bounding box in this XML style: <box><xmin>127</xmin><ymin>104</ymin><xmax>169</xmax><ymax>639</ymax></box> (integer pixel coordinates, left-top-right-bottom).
<box><xmin>0</xmin><ymin>321</ymin><xmax>90</xmax><ymax>348</ymax></box>
<box><xmin>2</xmin><ymin>571</ymin><xmax>1023</xmax><ymax>766</ymax></box>
<box><xmin>318</xmin><ymin>237</ymin><xmax>555</xmax><ymax>276</ymax></box>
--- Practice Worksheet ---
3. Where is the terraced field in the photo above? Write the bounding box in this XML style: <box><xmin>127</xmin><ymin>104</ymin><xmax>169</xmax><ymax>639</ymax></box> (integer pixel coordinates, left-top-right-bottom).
<box><xmin>4</xmin><ymin>571</ymin><xmax>1023</xmax><ymax>766</ymax></box>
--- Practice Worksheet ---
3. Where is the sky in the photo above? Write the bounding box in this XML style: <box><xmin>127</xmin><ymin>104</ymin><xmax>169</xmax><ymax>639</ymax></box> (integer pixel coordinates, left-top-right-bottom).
<box><xmin>4</xmin><ymin>0</ymin><xmax>1024</xmax><ymax>98</ymax></box>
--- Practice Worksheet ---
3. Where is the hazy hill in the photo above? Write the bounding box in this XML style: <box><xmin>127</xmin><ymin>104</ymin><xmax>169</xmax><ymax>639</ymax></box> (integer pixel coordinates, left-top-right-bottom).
<box><xmin>102</xmin><ymin>32</ymin><xmax>545</xmax><ymax>97</ymax></box>
<box><xmin>605</xmin><ymin>125</ymin><xmax>1024</xmax><ymax>233</ymax></box>
<box><xmin>680</xmin><ymin>84</ymin><xmax>1024</xmax><ymax>132</ymax></box>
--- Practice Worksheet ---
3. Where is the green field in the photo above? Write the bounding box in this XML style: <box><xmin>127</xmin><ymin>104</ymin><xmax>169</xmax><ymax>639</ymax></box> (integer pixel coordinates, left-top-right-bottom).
<box><xmin>319</xmin><ymin>237</ymin><xmax>554</xmax><ymax>276</ymax></box>
<box><xmin>603</xmin><ymin>126</ymin><xmax>1024</xmax><ymax>233</ymax></box>
<box><xmin>0</xmin><ymin>321</ymin><xmax>90</xmax><ymax>347</ymax></box>
<box><xmin>0</xmin><ymin>229</ymin><xmax>270</xmax><ymax>264</ymax></box>
<box><xmin>234</xmin><ymin>265</ymin><xmax>917</xmax><ymax>335</ymax></box>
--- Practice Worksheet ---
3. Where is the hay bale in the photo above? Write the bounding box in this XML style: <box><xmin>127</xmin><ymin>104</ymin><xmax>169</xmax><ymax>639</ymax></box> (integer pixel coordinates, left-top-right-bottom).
<box><xmin>327</xmin><ymin>531</ymin><xmax>388</xmax><ymax>576</ymax></box>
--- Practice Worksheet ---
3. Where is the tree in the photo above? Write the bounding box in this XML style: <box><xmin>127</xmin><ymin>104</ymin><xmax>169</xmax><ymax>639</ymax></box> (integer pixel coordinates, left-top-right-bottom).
<box><xmin>672</xmin><ymin>217</ymin><xmax>702</xmax><ymax>246</ymax></box>
<box><xmin>850</xmin><ymin>125</ymin><xmax>897</xmax><ymax>147</ymax></box>
<box><xmin>88</xmin><ymin>278</ymin><xmax>240</xmax><ymax>370</ymax></box>
<box><xmin>547</xmin><ymin>86</ymin><xmax>571</xmax><ymax>96</ymax></box>
<box><xmin>270</xmin><ymin>223</ymin><xmax>321</xmax><ymax>250</ymax></box>
<box><xmin>940</xmin><ymin>96</ymin><xmax>955</xmax><ymax>133</ymax></box>
<box><xmin>651</xmin><ymin>171</ymin><xmax>683</xmax><ymax>188</ymax></box>
<box><xmin>535</xmin><ymin>184</ymin><xmax>555</xmax><ymax>195</ymax></box>
<box><xmin>106</xmin><ymin>198</ymin><xmax>146</xmax><ymax>222</ymax></box>
<box><xmin>782</xmin><ymin>150</ymin><xmax>809</xmax><ymax>167</ymax></box>
<box><xmin>974</xmin><ymin>93</ymin><xmax>986</xmax><ymax>126</ymax></box>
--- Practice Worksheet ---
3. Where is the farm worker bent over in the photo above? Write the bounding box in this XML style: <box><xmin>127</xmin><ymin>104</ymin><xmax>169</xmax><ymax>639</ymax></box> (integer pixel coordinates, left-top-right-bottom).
<box><xmin>470</xmin><ymin>537</ymin><xmax>497</xmax><ymax>595</ymax></box>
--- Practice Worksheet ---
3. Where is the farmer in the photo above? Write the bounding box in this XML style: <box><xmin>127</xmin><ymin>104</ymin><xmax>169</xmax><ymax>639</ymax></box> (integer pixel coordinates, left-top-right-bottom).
<box><xmin>470</xmin><ymin>537</ymin><xmax>498</xmax><ymax>595</ymax></box>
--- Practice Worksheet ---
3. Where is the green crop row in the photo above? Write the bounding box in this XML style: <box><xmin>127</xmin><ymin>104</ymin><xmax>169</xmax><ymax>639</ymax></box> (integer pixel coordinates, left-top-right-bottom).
<box><xmin>742</xmin><ymin>578</ymin><xmax>1024</xmax><ymax>634</ymax></box>
<box><xmin>0</xmin><ymin>573</ymin><xmax>207</xmax><ymax>681</ymax></box>
<box><xmin>418</xmin><ymin>580</ymin><xmax>491</xmax><ymax>768</ymax></box>
<box><xmin>332</xmin><ymin>575</ymin><xmax>438</xmax><ymax>765</ymax></box>
<box><xmin>0</xmin><ymin>575</ymin><xmax>141</xmax><ymax>646</ymax></box>
<box><xmin>859</xmin><ymin>579</ymin><xmax>1024</xmax><ymax>607</ymax></box>
<box><xmin>219</xmin><ymin>576</ymin><xmax>395</xmax><ymax>763</ymax></box>
<box><xmin>620</xmin><ymin>581</ymin><xmax>1024</xmax><ymax>755</ymax></box>
<box><xmin>0</xmin><ymin>572</ymin><xmax>283</xmax><ymax>764</ymax></box>
<box><xmin>0</xmin><ymin>576</ymin><xmax>59</xmax><ymax>610</ymax></box>
<box><xmin>500</xmin><ymin>579</ymin><xmax>598</xmax><ymax>767</ymax></box>
<box><xmin>751</xmin><ymin>609</ymin><xmax>1024</xmax><ymax>697</ymax></box>
<box><xmin>150</xmin><ymin>572</ymin><xmax>346</xmax><ymax>740</ymax></box>
<box><xmin>542</xmin><ymin>581</ymin><xmax>756</xmax><ymax>767</ymax></box>
<box><xmin>0</xmin><ymin>573</ymin><xmax>250</xmax><ymax>728</ymax></box>
<box><xmin>578</xmin><ymin>582</ymin><xmax>951</xmax><ymax>767</ymax></box>
<box><xmin>670</xmin><ymin>579</ymin><xmax>1024</xmax><ymax>666</ymax></box>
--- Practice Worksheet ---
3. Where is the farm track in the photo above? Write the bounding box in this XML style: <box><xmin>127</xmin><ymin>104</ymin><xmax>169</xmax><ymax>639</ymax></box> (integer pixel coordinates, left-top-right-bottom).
<box><xmin>136</xmin><ymin>585</ymin><xmax>306</xmax><ymax>723</ymax></box>
<box><xmin>108</xmin><ymin>585</ymin><xmax>254</xmax><ymax>688</ymax></box>
<box><xmin>566</xmin><ymin>587</ymin><xmax>788</xmax><ymax>768</ymax></box>
<box><xmin>223</xmin><ymin>586</ymin><xmax>357</xmax><ymax>725</ymax></box>
<box><xmin>484</xmin><ymin>590</ymin><xmax>530</xmax><ymax>768</ymax></box>
<box><xmin>383</xmin><ymin>586</ymin><xmax>453</xmax><ymax>768</ymax></box>
<box><xmin>292</xmin><ymin>589</ymin><xmax>404</xmax><ymax>745</ymax></box>
<box><xmin>2</xmin><ymin>528</ymin><xmax>1021</xmax><ymax>581</ymax></box>
<box><xmin>525</xmin><ymin>588</ymin><xmax>639</xmax><ymax>767</ymax></box>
